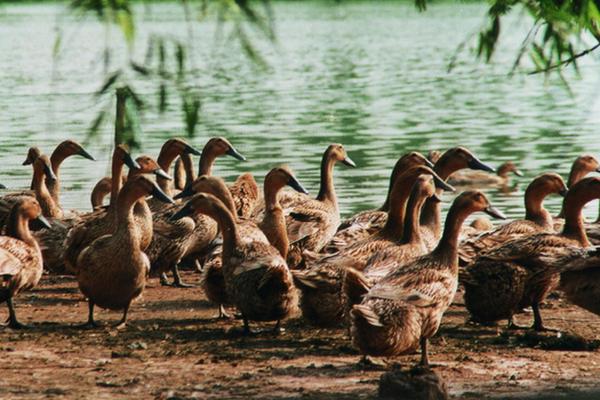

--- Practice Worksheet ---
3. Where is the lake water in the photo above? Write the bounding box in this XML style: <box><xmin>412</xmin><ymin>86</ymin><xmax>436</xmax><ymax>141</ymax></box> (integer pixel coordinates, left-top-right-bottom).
<box><xmin>1</xmin><ymin>1</ymin><xmax>600</xmax><ymax>222</ymax></box>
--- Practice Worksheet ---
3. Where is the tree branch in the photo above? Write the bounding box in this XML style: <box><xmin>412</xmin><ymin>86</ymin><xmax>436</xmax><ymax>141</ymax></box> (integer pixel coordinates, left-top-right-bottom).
<box><xmin>528</xmin><ymin>42</ymin><xmax>600</xmax><ymax>75</ymax></box>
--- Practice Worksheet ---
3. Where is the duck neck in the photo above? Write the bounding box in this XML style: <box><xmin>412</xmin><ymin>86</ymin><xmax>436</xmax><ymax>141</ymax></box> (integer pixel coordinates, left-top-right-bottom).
<box><xmin>380</xmin><ymin>182</ymin><xmax>412</xmax><ymax>239</ymax></box>
<box><xmin>110</xmin><ymin>154</ymin><xmax>125</xmax><ymax>207</ymax></box>
<box><xmin>115</xmin><ymin>189</ymin><xmax>143</xmax><ymax>248</ymax></box>
<box><xmin>199</xmin><ymin>150</ymin><xmax>217</xmax><ymax>176</ymax></box>
<box><xmin>262</xmin><ymin>183</ymin><xmax>288</xmax><ymax>258</ymax></box>
<box><xmin>210</xmin><ymin>204</ymin><xmax>240</xmax><ymax>260</ymax></box>
<box><xmin>5</xmin><ymin>209</ymin><xmax>36</xmax><ymax>248</ymax></box>
<box><xmin>210</xmin><ymin>185</ymin><xmax>238</xmax><ymax>222</ymax></box>
<box><xmin>379</xmin><ymin>163</ymin><xmax>402</xmax><ymax>211</ymax></box>
<box><xmin>524</xmin><ymin>187</ymin><xmax>553</xmax><ymax>229</ymax></box>
<box><xmin>156</xmin><ymin>149</ymin><xmax>179</xmax><ymax>196</ymax></box>
<box><xmin>420</xmin><ymin>161</ymin><xmax>454</xmax><ymax>237</ymax></box>
<box><xmin>32</xmin><ymin>168</ymin><xmax>60</xmax><ymax>218</ymax></box>
<box><xmin>562</xmin><ymin>197</ymin><xmax>590</xmax><ymax>247</ymax></box>
<box><xmin>401</xmin><ymin>193</ymin><xmax>428</xmax><ymax>245</ymax></box>
<box><xmin>316</xmin><ymin>154</ymin><xmax>337</xmax><ymax>207</ymax></box>
<box><xmin>432</xmin><ymin>204</ymin><xmax>470</xmax><ymax>265</ymax></box>
<box><xmin>180</xmin><ymin>153</ymin><xmax>196</xmax><ymax>188</ymax></box>
<box><xmin>48</xmin><ymin>149</ymin><xmax>67</xmax><ymax>203</ymax></box>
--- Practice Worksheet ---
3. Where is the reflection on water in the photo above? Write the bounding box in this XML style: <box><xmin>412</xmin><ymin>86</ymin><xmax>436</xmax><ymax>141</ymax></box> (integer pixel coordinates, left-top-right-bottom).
<box><xmin>1</xmin><ymin>1</ymin><xmax>600</xmax><ymax>223</ymax></box>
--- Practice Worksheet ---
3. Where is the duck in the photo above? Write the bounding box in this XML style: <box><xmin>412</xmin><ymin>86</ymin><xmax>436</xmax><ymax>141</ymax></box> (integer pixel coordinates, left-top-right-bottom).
<box><xmin>148</xmin><ymin>138</ymin><xmax>201</xmax><ymax>209</ymax></box>
<box><xmin>0</xmin><ymin>154</ymin><xmax>59</xmax><ymax>229</ymax></box>
<box><xmin>64</xmin><ymin>151</ymin><xmax>168</xmax><ymax>273</ymax></box>
<box><xmin>197</xmin><ymin>167</ymin><xmax>307</xmax><ymax>317</ymax></box>
<box><xmin>556</xmin><ymin>154</ymin><xmax>600</xmax><ymax>219</ymax></box>
<box><xmin>458</xmin><ymin>172</ymin><xmax>568</xmax><ymax>265</ymax></box>
<box><xmin>173</xmin><ymin>152</ymin><xmax>196</xmax><ymax>192</ymax></box>
<box><xmin>419</xmin><ymin>147</ymin><xmax>495</xmax><ymax>250</ymax></box>
<box><xmin>447</xmin><ymin>161</ymin><xmax>523</xmax><ymax>186</ymax></box>
<box><xmin>292</xmin><ymin>166</ymin><xmax>453</xmax><ymax>327</ymax></box>
<box><xmin>462</xmin><ymin>177</ymin><xmax>600</xmax><ymax>330</ymax></box>
<box><xmin>172</xmin><ymin>193</ymin><xmax>298</xmax><ymax>334</ymax></box>
<box><xmin>76</xmin><ymin>175</ymin><xmax>174</xmax><ymax>328</ymax></box>
<box><xmin>0</xmin><ymin>198</ymin><xmax>51</xmax><ymax>328</ymax></box>
<box><xmin>343</xmin><ymin>174</ymin><xmax>443</xmax><ymax>315</ymax></box>
<box><xmin>282</xmin><ymin>144</ymin><xmax>356</xmax><ymax>268</ymax></box>
<box><xmin>323</xmin><ymin>151</ymin><xmax>434</xmax><ymax>254</ymax></box>
<box><xmin>351</xmin><ymin>191</ymin><xmax>505</xmax><ymax>365</ymax></box>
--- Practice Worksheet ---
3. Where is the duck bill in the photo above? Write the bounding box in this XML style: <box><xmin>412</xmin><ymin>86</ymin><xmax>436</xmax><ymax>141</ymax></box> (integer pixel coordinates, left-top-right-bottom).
<box><xmin>484</xmin><ymin>205</ymin><xmax>506</xmax><ymax>220</ymax></box>
<box><xmin>559</xmin><ymin>188</ymin><xmax>568</xmax><ymax>197</ymax></box>
<box><xmin>0</xmin><ymin>184</ymin><xmax>5</xmax><ymax>189</ymax></box>
<box><xmin>287</xmin><ymin>176</ymin><xmax>309</xmax><ymax>195</ymax></box>
<box><xmin>170</xmin><ymin>203</ymin><xmax>193</xmax><ymax>221</ymax></box>
<box><xmin>151</xmin><ymin>185</ymin><xmax>175</xmax><ymax>204</ymax></box>
<box><xmin>433</xmin><ymin>175</ymin><xmax>455</xmax><ymax>192</ymax></box>
<box><xmin>423</xmin><ymin>157</ymin><xmax>435</xmax><ymax>169</ymax></box>
<box><xmin>44</xmin><ymin>164</ymin><xmax>58</xmax><ymax>181</ymax></box>
<box><xmin>431</xmin><ymin>193</ymin><xmax>443</xmax><ymax>203</ymax></box>
<box><xmin>184</xmin><ymin>144</ymin><xmax>202</xmax><ymax>156</ymax></box>
<box><xmin>153</xmin><ymin>168</ymin><xmax>172</xmax><ymax>181</ymax></box>
<box><xmin>226</xmin><ymin>147</ymin><xmax>246</xmax><ymax>161</ymax></box>
<box><xmin>123</xmin><ymin>152</ymin><xmax>141</xmax><ymax>170</ymax></box>
<box><xmin>78</xmin><ymin>148</ymin><xmax>96</xmax><ymax>161</ymax></box>
<box><xmin>342</xmin><ymin>156</ymin><xmax>356</xmax><ymax>168</ymax></box>
<box><xmin>173</xmin><ymin>185</ymin><xmax>195</xmax><ymax>200</ymax></box>
<box><xmin>468</xmin><ymin>157</ymin><xmax>495</xmax><ymax>173</ymax></box>
<box><xmin>513</xmin><ymin>169</ymin><xmax>524</xmax><ymax>177</ymax></box>
<box><xmin>35</xmin><ymin>215</ymin><xmax>52</xmax><ymax>229</ymax></box>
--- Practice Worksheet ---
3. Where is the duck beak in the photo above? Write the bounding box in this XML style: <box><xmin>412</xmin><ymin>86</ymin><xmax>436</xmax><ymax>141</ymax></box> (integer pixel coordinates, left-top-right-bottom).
<box><xmin>170</xmin><ymin>203</ymin><xmax>193</xmax><ymax>221</ymax></box>
<box><xmin>78</xmin><ymin>148</ymin><xmax>96</xmax><ymax>161</ymax></box>
<box><xmin>559</xmin><ymin>188</ymin><xmax>568</xmax><ymax>197</ymax></box>
<box><xmin>151</xmin><ymin>185</ymin><xmax>175</xmax><ymax>204</ymax></box>
<box><xmin>226</xmin><ymin>147</ymin><xmax>246</xmax><ymax>161</ymax></box>
<box><xmin>123</xmin><ymin>152</ymin><xmax>141</xmax><ymax>170</ymax></box>
<box><xmin>433</xmin><ymin>175</ymin><xmax>455</xmax><ymax>192</ymax></box>
<box><xmin>513</xmin><ymin>169</ymin><xmax>524</xmax><ymax>177</ymax></box>
<box><xmin>0</xmin><ymin>184</ymin><xmax>5</xmax><ymax>189</ymax></box>
<box><xmin>153</xmin><ymin>168</ymin><xmax>172</xmax><ymax>181</ymax></box>
<box><xmin>342</xmin><ymin>156</ymin><xmax>356</xmax><ymax>168</ymax></box>
<box><xmin>22</xmin><ymin>158</ymin><xmax>32</xmax><ymax>166</ymax></box>
<box><xmin>184</xmin><ymin>144</ymin><xmax>202</xmax><ymax>156</ymax></box>
<box><xmin>484</xmin><ymin>205</ymin><xmax>506</xmax><ymax>220</ymax></box>
<box><xmin>468</xmin><ymin>157</ymin><xmax>495</xmax><ymax>173</ymax></box>
<box><xmin>287</xmin><ymin>176</ymin><xmax>309</xmax><ymax>195</ymax></box>
<box><xmin>173</xmin><ymin>185</ymin><xmax>195</xmax><ymax>200</ymax></box>
<box><xmin>35</xmin><ymin>215</ymin><xmax>52</xmax><ymax>229</ymax></box>
<box><xmin>431</xmin><ymin>193</ymin><xmax>443</xmax><ymax>203</ymax></box>
<box><xmin>44</xmin><ymin>164</ymin><xmax>58</xmax><ymax>181</ymax></box>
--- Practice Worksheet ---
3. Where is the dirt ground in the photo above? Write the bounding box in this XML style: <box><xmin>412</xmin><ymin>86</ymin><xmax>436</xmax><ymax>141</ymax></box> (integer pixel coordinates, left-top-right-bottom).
<box><xmin>2</xmin><ymin>271</ymin><xmax>600</xmax><ymax>400</ymax></box>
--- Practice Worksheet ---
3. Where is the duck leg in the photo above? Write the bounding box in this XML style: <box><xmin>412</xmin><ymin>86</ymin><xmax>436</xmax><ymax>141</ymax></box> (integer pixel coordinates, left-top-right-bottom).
<box><xmin>242</xmin><ymin>317</ymin><xmax>252</xmax><ymax>336</ymax></box>
<box><xmin>217</xmin><ymin>304</ymin><xmax>232</xmax><ymax>319</ymax></box>
<box><xmin>79</xmin><ymin>301</ymin><xmax>100</xmax><ymax>329</ymax></box>
<box><xmin>6</xmin><ymin>298</ymin><xmax>27</xmax><ymax>329</ymax></box>
<box><xmin>114</xmin><ymin>303</ymin><xmax>130</xmax><ymax>330</ymax></box>
<box><xmin>171</xmin><ymin>265</ymin><xmax>194</xmax><ymax>288</ymax></box>
<box><xmin>272</xmin><ymin>320</ymin><xmax>284</xmax><ymax>335</ymax></box>
<box><xmin>532</xmin><ymin>302</ymin><xmax>558</xmax><ymax>332</ymax></box>
<box><xmin>159</xmin><ymin>273</ymin><xmax>170</xmax><ymax>286</ymax></box>
<box><xmin>419</xmin><ymin>337</ymin><xmax>429</xmax><ymax>366</ymax></box>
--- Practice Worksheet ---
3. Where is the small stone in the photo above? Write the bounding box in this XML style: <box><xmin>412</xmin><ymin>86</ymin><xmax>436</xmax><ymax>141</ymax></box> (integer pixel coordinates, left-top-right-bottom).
<box><xmin>379</xmin><ymin>366</ymin><xmax>448</xmax><ymax>400</ymax></box>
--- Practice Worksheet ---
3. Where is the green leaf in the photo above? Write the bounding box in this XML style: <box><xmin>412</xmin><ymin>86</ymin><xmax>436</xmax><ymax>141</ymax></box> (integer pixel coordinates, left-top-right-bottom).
<box><xmin>95</xmin><ymin>70</ymin><xmax>122</xmax><ymax>97</ymax></box>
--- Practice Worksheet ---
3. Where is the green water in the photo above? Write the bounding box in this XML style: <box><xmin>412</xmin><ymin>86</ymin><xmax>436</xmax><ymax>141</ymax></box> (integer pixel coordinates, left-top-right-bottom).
<box><xmin>1</xmin><ymin>1</ymin><xmax>600</xmax><ymax>221</ymax></box>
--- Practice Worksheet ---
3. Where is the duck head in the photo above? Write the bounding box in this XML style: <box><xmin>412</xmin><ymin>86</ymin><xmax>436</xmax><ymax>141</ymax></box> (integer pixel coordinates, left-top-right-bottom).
<box><xmin>160</xmin><ymin>138</ymin><xmax>202</xmax><ymax>160</ymax></box>
<box><xmin>265</xmin><ymin>165</ymin><xmax>308</xmax><ymax>195</ymax></box>
<box><xmin>15</xmin><ymin>197</ymin><xmax>51</xmax><ymax>229</ymax></box>
<box><xmin>497</xmin><ymin>161</ymin><xmax>523</xmax><ymax>177</ymax></box>
<box><xmin>452</xmin><ymin>190</ymin><xmax>506</xmax><ymax>220</ymax></box>
<box><xmin>325</xmin><ymin>144</ymin><xmax>356</xmax><ymax>168</ymax></box>
<box><xmin>114</xmin><ymin>144</ymin><xmax>141</xmax><ymax>170</ymax></box>
<box><xmin>397</xmin><ymin>165</ymin><xmax>455</xmax><ymax>194</ymax></box>
<box><xmin>53</xmin><ymin>140</ymin><xmax>95</xmax><ymax>161</ymax></box>
<box><xmin>123</xmin><ymin>175</ymin><xmax>175</xmax><ymax>205</ymax></box>
<box><xmin>34</xmin><ymin>155</ymin><xmax>58</xmax><ymax>182</ymax></box>
<box><xmin>131</xmin><ymin>155</ymin><xmax>172</xmax><ymax>180</ymax></box>
<box><xmin>567</xmin><ymin>155</ymin><xmax>600</xmax><ymax>187</ymax></box>
<box><xmin>528</xmin><ymin>172</ymin><xmax>568</xmax><ymax>198</ymax></box>
<box><xmin>437</xmin><ymin>147</ymin><xmax>495</xmax><ymax>174</ymax></box>
<box><xmin>171</xmin><ymin>193</ymin><xmax>226</xmax><ymax>221</ymax></box>
<box><xmin>204</xmin><ymin>137</ymin><xmax>246</xmax><ymax>161</ymax></box>
<box><xmin>23</xmin><ymin>147</ymin><xmax>42</xmax><ymax>166</ymax></box>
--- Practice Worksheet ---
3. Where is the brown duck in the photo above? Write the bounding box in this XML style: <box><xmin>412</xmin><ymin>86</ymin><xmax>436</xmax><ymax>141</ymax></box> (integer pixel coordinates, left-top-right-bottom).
<box><xmin>172</xmin><ymin>193</ymin><xmax>298</xmax><ymax>334</ymax></box>
<box><xmin>0</xmin><ymin>198</ymin><xmax>51</xmax><ymax>328</ymax></box>
<box><xmin>462</xmin><ymin>177</ymin><xmax>600</xmax><ymax>330</ymax></box>
<box><xmin>76</xmin><ymin>176</ymin><xmax>173</xmax><ymax>328</ymax></box>
<box><xmin>351</xmin><ymin>191</ymin><xmax>505</xmax><ymax>365</ymax></box>
<box><xmin>447</xmin><ymin>161</ymin><xmax>523</xmax><ymax>186</ymax></box>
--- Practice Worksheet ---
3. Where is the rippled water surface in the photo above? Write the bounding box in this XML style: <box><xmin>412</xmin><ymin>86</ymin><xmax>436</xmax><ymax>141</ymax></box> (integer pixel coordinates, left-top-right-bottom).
<box><xmin>2</xmin><ymin>1</ymin><xmax>600</xmax><ymax>222</ymax></box>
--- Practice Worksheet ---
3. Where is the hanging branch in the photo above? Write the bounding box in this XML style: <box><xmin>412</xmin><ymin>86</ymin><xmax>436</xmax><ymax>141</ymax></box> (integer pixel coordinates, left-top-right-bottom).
<box><xmin>528</xmin><ymin>41</ymin><xmax>600</xmax><ymax>75</ymax></box>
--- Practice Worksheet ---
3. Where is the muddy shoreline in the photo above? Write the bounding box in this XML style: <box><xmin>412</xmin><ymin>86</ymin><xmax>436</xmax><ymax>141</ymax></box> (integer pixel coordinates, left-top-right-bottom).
<box><xmin>1</xmin><ymin>271</ymin><xmax>600</xmax><ymax>399</ymax></box>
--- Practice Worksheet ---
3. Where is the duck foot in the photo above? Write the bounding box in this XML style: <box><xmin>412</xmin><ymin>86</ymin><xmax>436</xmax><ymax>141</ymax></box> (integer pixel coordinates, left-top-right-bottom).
<box><xmin>77</xmin><ymin>320</ymin><xmax>101</xmax><ymax>330</ymax></box>
<box><xmin>356</xmin><ymin>356</ymin><xmax>387</xmax><ymax>370</ymax></box>
<box><xmin>533</xmin><ymin>324</ymin><xmax>560</xmax><ymax>333</ymax></box>
<box><xmin>2</xmin><ymin>319</ymin><xmax>30</xmax><ymax>329</ymax></box>
<box><xmin>271</xmin><ymin>320</ymin><xmax>285</xmax><ymax>335</ymax></box>
<box><xmin>159</xmin><ymin>273</ymin><xmax>171</xmax><ymax>286</ymax></box>
<box><xmin>215</xmin><ymin>305</ymin><xmax>233</xmax><ymax>319</ymax></box>
<box><xmin>507</xmin><ymin>317</ymin><xmax>529</xmax><ymax>330</ymax></box>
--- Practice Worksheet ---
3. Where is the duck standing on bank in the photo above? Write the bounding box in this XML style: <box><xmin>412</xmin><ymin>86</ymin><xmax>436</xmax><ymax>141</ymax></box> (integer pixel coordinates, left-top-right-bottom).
<box><xmin>0</xmin><ymin>198</ymin><xmax>51</xmax><ymax>328</ymax></box>
<box><xmin>351</xmin><ymin>191</ymin><xmax>505</xmax><ymax>366</ymax></box>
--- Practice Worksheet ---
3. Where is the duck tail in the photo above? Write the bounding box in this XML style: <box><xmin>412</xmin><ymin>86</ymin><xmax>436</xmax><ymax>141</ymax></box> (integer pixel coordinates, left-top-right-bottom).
<box><xmin>352</xmin><ymin>304</ymin><xmax>383</xmax><ymax>327</ymax></box>
<box><xmin>343</xmin><ymin>268</ymin><xmax>371</xmax><ymax>309</ymax></box>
